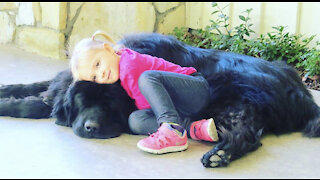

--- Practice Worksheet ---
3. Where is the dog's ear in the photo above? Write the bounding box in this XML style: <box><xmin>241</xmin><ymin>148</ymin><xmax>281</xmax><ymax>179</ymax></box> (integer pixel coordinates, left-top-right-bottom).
<box><xmin>52</xmin><ymin>96</ymin><xmax>69</xmax><ymax>127</ymax></box>
<box><xmin>62</xmin><ymin>85</ymin><xmax>78</xmax><ymax>127</ymax></box>
<box><xmin>51</xmin><ymin>82</ymin><xmax>77</xmax><ymax>127</ymax></box>
<box><xmin>49</xmin><ymin>84</ymin><xmax>69</xmax><ymax>126</ymax></box>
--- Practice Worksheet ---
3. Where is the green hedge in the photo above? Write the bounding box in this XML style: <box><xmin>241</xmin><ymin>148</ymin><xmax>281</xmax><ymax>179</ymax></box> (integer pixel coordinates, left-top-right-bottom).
<box><xmin>170</xmin><ymin>2</ymin><xmax>320</xmax><ymax>77</ymax></box>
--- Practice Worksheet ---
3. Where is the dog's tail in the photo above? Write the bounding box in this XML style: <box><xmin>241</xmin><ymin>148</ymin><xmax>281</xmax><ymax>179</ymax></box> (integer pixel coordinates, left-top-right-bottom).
<box><xmin>303</xmin><ymin>103</ymin><xmax>320</xmax><ymax>137</ymax></box>
<box><xmin>303</xmin><ymin>118</ymin><xmax>320</xmax><ymax>137</ymax></box>
<box><xmin>273</xmin><ymin>61</ymin><xmax>320</xmax><ymax>137</ymax></box>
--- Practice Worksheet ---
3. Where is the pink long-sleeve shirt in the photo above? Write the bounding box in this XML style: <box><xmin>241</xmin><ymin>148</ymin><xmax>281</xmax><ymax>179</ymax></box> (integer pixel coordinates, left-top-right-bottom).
<box><xmin>118</xmin><ymin>48</ymin><xmax>197</xmax><ymax>110</ymax></box>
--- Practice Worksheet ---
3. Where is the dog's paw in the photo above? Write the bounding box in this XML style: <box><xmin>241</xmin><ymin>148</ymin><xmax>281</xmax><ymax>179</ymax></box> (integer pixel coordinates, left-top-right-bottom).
<box><xmin>201</xmin><ymin>149</ymin><xmax>231</xmax><ymax>168</ymax></box>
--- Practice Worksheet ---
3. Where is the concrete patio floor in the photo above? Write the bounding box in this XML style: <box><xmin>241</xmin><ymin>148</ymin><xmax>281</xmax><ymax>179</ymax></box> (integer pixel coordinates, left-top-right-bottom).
<box><xmin>0</xmin><ymin>45</ymin><xmax>319</xmax><ymax>179</ymax></box>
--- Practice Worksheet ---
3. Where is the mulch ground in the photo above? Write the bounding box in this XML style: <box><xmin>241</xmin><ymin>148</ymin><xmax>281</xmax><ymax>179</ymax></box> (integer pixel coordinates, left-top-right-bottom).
<box><xmin>303</xmin><ymin>79</ymin><xmax>320</xmax><ymax>91</ymax></box>
<box><xmin>300</xmin><ymin>71</ymin><xmax>320</xmax><ymax>91</ymax></box>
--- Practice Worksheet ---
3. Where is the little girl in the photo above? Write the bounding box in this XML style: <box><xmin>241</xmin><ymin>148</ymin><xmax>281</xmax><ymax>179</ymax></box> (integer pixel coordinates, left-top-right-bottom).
<box><xmin>70</xmin><ymin>30</ymin><xmax>218</xmax><ymax>154</ymax></box>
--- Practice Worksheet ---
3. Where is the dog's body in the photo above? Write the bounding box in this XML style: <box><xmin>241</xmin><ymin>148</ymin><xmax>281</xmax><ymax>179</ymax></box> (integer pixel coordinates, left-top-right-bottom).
<box><xmin>0</xmin><ymin>33</ymin><xmax>319</xmax><ymax>168</ymax></box>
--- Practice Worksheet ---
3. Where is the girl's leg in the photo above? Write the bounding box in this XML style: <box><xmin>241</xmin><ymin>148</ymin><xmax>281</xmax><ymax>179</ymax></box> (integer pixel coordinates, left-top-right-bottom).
<box><xmin>128</xmin><ymin>109</ymin><xmax>158</xmax><ymax>135</ymax></box>
<box><xmin>136</xmin><ymin>71</ymin><xmax>210</xmax><ymax>154</ymax></box>
<box><xmin>138</xmin><ymin>71</ymin><xmax>210</xmax><ymax>126</ymax></box>
<box><xmin>128</xmin><ymin>108</ymin><xmax>199</xmax><ymax>139</ymax></box>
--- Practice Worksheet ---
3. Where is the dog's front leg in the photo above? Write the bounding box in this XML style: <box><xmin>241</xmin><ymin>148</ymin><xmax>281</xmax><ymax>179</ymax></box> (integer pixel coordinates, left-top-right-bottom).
<box><xmin>0</xmin><ymin>96</ymin><xmax>52</xmax><ymax>119</ymax></box>
<box><xmin>0</xmin><ymin>81</ymin><xmax>51</xmax><ymax>99</ymax></box>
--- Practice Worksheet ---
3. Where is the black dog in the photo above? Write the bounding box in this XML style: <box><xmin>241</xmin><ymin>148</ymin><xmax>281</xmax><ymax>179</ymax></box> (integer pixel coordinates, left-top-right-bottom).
<box><xmin>0</xmin><ymin>33</ymin><xmax>319</xmax><ymax>168</ymax></box>
<box><xmin>0</xmin><ymin>70</ymin><xmax>136</xmax><ymax>139</ymax></box>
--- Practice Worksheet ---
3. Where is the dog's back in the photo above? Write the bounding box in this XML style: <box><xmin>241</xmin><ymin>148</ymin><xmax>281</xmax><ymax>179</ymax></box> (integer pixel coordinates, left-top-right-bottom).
<box><xmin>120</xmin><ymin>32</ymin><xmax>320</xmax><ymax>137</ymax></box>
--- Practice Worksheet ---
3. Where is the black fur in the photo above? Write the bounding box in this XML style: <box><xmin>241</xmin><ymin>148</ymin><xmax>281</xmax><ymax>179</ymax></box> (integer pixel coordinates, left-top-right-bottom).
<box><xmin>0</xmin><ymin>81</ymin><xmax>51</xmax><ymax>118</ymax></box>
<box><xmin>0</xmin><ymin>33</ymin><xmax>319</xmax><ymax>168</ymax></box>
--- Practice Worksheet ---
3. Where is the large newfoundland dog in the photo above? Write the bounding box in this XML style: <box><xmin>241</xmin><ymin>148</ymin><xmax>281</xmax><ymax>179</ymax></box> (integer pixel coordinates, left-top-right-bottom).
<box><xmin>0</xmin><ymin>33</ymin><xmax>319</xmax><ymax>168</ymax></box>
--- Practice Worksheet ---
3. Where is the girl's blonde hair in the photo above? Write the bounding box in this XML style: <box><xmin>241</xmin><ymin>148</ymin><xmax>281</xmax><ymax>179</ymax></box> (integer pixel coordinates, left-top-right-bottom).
<box><xmin>70</xmin><ymin>30</ymin><xmax>117</xmax><ymax>81</ymax></box>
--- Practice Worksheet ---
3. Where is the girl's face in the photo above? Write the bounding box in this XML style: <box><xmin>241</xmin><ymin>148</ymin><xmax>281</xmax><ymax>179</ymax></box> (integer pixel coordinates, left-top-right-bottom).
<box><xmin>76</xmin><ymin>44</ymin><xmax>120</xmax><ymax>84</ymax></box>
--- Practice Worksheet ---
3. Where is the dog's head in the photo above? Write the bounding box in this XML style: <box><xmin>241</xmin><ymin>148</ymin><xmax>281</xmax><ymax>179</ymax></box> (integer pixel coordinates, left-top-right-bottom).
<box><xmin>52</xmin><ymin>80</ymin><xmax>136</xmax><ymax>139</ymax></box>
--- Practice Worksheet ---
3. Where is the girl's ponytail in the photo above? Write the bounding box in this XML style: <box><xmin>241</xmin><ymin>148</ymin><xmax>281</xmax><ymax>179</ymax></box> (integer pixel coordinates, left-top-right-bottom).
<box><xmin>91</xmin><ymin>30</ymin><xmax>116</xmax><ymax>45</ymax></box>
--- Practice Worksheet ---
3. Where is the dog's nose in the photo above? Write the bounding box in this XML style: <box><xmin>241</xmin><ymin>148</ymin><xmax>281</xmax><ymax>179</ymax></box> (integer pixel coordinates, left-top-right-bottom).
<box><xmin>84</xmin><ymin>120</ymin><xmax>100</xmax><ymax>132</ymax></box>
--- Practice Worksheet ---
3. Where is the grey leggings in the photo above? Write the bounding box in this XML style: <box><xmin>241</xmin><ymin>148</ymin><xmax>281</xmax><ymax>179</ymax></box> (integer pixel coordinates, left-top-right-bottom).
<box><xmin>128</xmin><ymin>70</ymin><xmax>210</xmax><ymax>135</ymax></box>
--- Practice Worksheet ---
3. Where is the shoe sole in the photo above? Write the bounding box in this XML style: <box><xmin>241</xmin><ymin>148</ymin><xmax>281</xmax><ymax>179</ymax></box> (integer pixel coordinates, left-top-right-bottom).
<box><xmin>137</xmin><ymin>141</ymin><xmax>188</xmax><ymax>155</ymax></box>
<box><xmin>207</xmin><ymin>118</ymin><xmax>219</xmax><ymax>142</ymax></box>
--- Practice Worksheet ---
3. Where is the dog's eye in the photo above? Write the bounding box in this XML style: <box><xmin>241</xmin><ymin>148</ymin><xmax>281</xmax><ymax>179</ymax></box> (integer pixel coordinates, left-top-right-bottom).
<box><xmin>96</xmin><ymin>61</ymin><xmax>100</xmax><ymax>67</ymax></box>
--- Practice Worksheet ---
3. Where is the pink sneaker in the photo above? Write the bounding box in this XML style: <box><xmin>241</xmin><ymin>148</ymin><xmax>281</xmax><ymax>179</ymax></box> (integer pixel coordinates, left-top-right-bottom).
<box><xmin>190</xmin><ymin>118</ymin><xmax>219</xmax><ymax>142</ymax></box>
<box><xmin>137</xmin><ymin>123</ymin><xmax>188</xmax><ymax>154</ymax></box>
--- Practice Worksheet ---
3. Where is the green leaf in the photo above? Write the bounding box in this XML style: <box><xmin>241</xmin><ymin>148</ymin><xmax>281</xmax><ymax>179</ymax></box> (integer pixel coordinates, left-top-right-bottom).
<box><xmin>211</xmin><ymin>2</ymin><xmax>218</xmax><ymax>7</ymax></box>
<box><xmin>211</xmin><ymin>10</ymin><xmax>220</xmax><ymax>15</ymax></box>
<box><xmin>246</xmin><ymin>8</ymin><xmax>253</xmax><ymax>14</ymax></box>
<box><xmin>239</xmin><ymin>15</ymin><xmax>246</xmax><ymax>21</ymax></box>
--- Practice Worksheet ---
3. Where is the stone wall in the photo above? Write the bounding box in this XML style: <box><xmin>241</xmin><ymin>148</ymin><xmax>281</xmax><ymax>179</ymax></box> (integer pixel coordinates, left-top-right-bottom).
<box><xmin>0</xmin><ymin>2</ymin><xmax>186</xmax><ymax>60</ymax></box>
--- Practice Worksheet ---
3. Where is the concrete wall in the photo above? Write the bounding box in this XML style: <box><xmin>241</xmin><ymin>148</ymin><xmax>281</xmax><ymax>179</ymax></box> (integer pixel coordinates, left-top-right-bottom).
<box><xmin>0</xmin><ymin>2</ymin><xmax>319</xmax><ymax>60</ymax></box>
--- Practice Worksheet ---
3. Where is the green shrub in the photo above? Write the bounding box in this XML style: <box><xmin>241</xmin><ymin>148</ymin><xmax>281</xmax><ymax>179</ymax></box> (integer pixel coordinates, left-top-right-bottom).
<box><xmin>170</xmin><ymin>2</ymin><xmax>320</xmax><ymax>77</ymax></box>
